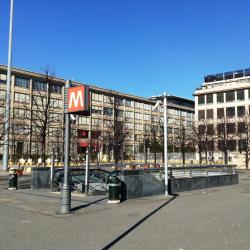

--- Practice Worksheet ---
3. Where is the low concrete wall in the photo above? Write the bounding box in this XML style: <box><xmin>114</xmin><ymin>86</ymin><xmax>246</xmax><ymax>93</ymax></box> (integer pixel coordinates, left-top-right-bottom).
<box><xmin>120</xmin><ymin>169</ymin><xmax>164</xmax><ymax>200</ymax></box>
<box><xmin>169</xmin><ymin>174</ymin><xmax>239</xmax><ymax>194</ymax></box>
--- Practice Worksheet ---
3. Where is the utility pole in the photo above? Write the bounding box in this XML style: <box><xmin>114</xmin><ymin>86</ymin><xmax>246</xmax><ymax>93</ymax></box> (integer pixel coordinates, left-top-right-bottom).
<box><xmin>3</xmin><ymin>0</ymin><xmax>14</xmax><ymax>171</ymax></box>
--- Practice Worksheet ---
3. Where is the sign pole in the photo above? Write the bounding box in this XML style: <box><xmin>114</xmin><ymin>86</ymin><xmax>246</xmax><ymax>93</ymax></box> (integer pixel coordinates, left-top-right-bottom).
<box><xmin>60</xmin><ymin>80</ymin><xmax>71</xmax><ymax>214</ymax></box>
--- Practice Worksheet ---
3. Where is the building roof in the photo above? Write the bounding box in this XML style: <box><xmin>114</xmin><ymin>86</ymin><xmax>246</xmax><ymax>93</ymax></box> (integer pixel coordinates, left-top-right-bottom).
<box><xmin>0</xmin><ymin>64</ymin><xmax>194</xmax><ymax>111</ymax></box>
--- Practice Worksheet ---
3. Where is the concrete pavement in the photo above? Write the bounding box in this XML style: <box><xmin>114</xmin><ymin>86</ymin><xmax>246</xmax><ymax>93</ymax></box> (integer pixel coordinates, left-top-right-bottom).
<box><xmin>0</xmin><ymin>172</ymin><xmax>250</xmax><ymax>250</ymax></box>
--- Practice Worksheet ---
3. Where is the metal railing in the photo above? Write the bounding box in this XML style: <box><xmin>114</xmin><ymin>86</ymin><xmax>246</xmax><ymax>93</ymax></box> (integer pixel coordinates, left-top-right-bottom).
<box><xmin>168</xmin><ymin>165</ymin><xmax>237</xmax><ymax>179</ymax></box>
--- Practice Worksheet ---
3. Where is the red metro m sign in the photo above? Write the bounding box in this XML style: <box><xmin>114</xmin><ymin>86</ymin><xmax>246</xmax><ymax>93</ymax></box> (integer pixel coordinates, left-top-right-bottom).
<box><xmin>67</xmin><ymin>85</ymin><xmax>90</xmax><ymax>115</ymax></box>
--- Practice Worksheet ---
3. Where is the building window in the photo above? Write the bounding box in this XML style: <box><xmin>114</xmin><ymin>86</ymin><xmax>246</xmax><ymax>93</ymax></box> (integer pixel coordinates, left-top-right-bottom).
<box><xmin>33</xmin><ymin>81</ymin><xmax>47</xmax><ymax>91</ymax></box>
<box><xmin>126</xmin><ymin>122</ymin><xmax>133</xmax><ymax>130</ymax></box>
<box><xmin>125</xmin><ymin>111</ymin><xmax>133</xmax><ymax>118</ymax></box>
<box><xmin>51</xmin><ymin>99</ymin><xmax>62</xmax><ymax>108</ymax></box>
<box><xmin>0</xmin><ymin>74</ymin><xmax>6</xmax><ymax>84</ymax></box>
<box><xmin>226</xmin><ymin>107</ymin><xmax>235</xmax><ymax>117</ymax></box>
<box><xmin>239</xmin><ymin>139</ymin><xmax>247</xmax><ymax>151</ymax></box>
<box><xmin>226</xmin><ymin>91</ymin><xmax>235</xmax><ymax>102</ymax></box>
<box><xmin>14</xmin><ymin>93</ymin><xmax>30</xmax><ymax>103</ymax></box>
<box><xmin>206</xmin><ymin>109</ymin><xmax>213</xmax><ymax>119</ymax></box>
<box><xmin>227</xmin><ymin>140</ymin><xmax>237</xmax><ymax>151</ymax></box>
<box><xmin>14</xmin><ymin>109</ymin><xmax>30</xmax><ymax>119</ymax></box>
<box><xmin>0</xmin><ymin>90</ymin><xmax>6</xmax><ymax>99</ymax></box>
<box><xmin>79</xmin><ymin>117</ymin><xmax>89</xmax><ymax>125</ymax></box>
<box><xmin>198</xmin><ymin>110</ymin><xmax>205</xmax><ymax>120</ymax></box>
<box><xmin>135</xmin><ymin>134</ymin><xmax>143</xmax><ymax>142</ymax></box>
<box><xmin>238</xmin><ymin>122</ymin><xmax>246</xmax><ymax>133</ymax></box>
<box><xmin>217</xmin><ymin>108</ymin><xmax>224</xmax><ymax>119</ymax></box>
<box><xmin>92</xmin><ymin>105</ymin><xmax>102</xmax><ymax>115</ymax></box>
<box><xmin>125</xmin><ymin>99</ymin><xmax>133</xmax><ymax>108</ymax></box>
<box><xmin>144</xmin><ymin>104</ymin><xmax>151</xmax><ymax>111</ymax></box>
<box><xmin>135</xmin><ymin>112</ymin><xmax>142</xmax><ymax>120</ymax></box>
<box><xmin>103</xmin><ymin>95</ymin><xmax>112</xmax><ymax>103</ymax></box>
<box><xmin>117</xmin><ymin>110</ymin><xmax>124</xmax><ymax>118</ymax></box>
<box><xmin>50</xmin><ymin>84</ymin><xmax>62</xmax><ymax>94</ymax></box>
<box><xmin>217</xmin><ymin>93</ymin><xmax>224</xmax><ymax>103</ymax></box>
<box><xmin>144</xmin><ymin>114</ymin><xmax>151</xmax><ymax>121</ymax></box>
<box><xmin>15</xmin><ymin>77</ymin><xmax>30</xmax><ymax>88</ymax></box>
<box><xmin>206</xmin><ymin>94</ymin><xmax>213</xmax><ymax>104</ymax></box>
<box><xmin>144</xmin><ymin>124</ymin><xmax>151</xmax><ymax>132</ymax></box>
<box><xmin>13</xmin><ymin>124</ymin><xmax>29</xmax><ymax>134</ymax></box>
<box><xmin>186</xmin><ymin>121</ymin><xmax>192</xmax><ymax>127</ymax></box>
<box><xmin>103</xmin><ymin>107</ymin><xmax>113</xmax><ymax>116</ymax></box>
<box><xmin>237</xmin><ymin>106</ymin><xmax>245</xmax><ymax>117</ymax></box>
<box><xmin>198</xmin><ymin>95</ymin><xmax>205</xmax><ymax>105</ymax></box>
<box><xmin>135</xmin><ymin>102</ymin><xmax>143</xmax><ymax>109</ymax></box>
<box><xmin>237</xmin><ymin>90</ymin><xmax>245</xmax><ymax>101</ymax></box>
<box><xmin>92</xmin><ymin>118</ymin><xmax>100</xmax><ymax>126</ymax></box>
<box><xmin>181</xmin><ymin>111</ymin><xmax>186</xmax><ymax>117</ymax></box>
<box><xmin>217</xmin><ymin>124</ymin><xmax>225</xmax><ymax>135</ymax></box>
<box><xmin>135</xmin><ymin>123</ymin><xmax>143</xmax><ymax>131</ymax></box>
<box><xmin>207</xmin><ymin>124</ymin><xmax>214</xmax><ymax>135</ymax></box>
<box><xmin>227</xmin><ymin>123</ymin><xmax>236</xmax><ymax>134</ymax></box>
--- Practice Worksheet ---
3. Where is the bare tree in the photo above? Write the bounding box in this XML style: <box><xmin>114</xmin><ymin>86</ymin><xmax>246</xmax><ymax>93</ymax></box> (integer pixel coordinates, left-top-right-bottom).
<box><xmin>30</xmin><ymin>66</ymin><xmax>63</xmax><ymax>164</ymax></box>
<box><xmin>192</xmin><ymin>122</ymin><xmax>214</xmax><ymax>164</ymax></box>
<box><xmin>174</xmin><ymin>118</ymin><xmax>193</xmax><ymax>165</ymax></box>
<box><xmin>91</xmin><ymin>122</ymin><xmax>103</xmax><ymax>165</ymax></box>
<box><xmin>102</xmin><ymin>94</ymin><xmax>130</xmax><ymax>164</ymax></box>
<box><xmin>238</xmin><ymin>113</ymin><xmax>250</xmax><ymax>170</ymax></box>
<box><xmin>216</xmin><ymin>116</ymin><xmax>236</xmax><ymax>165</ymax></box>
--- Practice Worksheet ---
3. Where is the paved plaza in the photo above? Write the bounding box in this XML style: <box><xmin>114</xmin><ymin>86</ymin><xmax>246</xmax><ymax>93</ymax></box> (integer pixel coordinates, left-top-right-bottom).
<box><xmin>0</xmin><ymin>171</ymin><xmax>250</xmax><ymax>250</ymax></box>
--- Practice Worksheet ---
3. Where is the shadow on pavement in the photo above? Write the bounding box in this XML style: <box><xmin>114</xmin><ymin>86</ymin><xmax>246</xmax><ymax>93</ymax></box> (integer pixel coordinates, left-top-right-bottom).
<box><xmin>101</xmin><ymin>194</ymin><xmax>178</xmax><ymax>250</ymax></box>
<box><xmin>71</xmin><ymin>197</ymin><xmax>108</xmax><ymax>211</ymax></box>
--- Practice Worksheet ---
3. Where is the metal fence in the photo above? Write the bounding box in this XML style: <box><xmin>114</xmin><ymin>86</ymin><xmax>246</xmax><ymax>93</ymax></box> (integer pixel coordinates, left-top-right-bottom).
<box><xmin>169</xmin><ymin>165</ymin><xmax>237</xmax><ymax>179</ymax></box>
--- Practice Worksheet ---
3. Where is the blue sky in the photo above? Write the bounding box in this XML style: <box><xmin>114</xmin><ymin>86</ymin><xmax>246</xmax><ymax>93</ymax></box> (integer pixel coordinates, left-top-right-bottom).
<box><xmin>1</xmin><ymin>0</ymin><xmax>250</xmax><ymax>99</ymax></box>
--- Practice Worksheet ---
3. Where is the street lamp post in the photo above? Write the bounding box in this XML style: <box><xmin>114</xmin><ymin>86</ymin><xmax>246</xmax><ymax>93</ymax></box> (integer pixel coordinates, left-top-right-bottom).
<box><xmin>3</xmin><ymin>0</ymin><xmax>14</xmax><ymax>171</ymax></box>
<box><xmin>151</xmin><ymin>93</ymin><xmax>168</xmax><ymax>196</ymax></box>
<box><xmin>163</xmin><ymin>93</ymin><xmax>168</xmax><ymax>195</ymax></box>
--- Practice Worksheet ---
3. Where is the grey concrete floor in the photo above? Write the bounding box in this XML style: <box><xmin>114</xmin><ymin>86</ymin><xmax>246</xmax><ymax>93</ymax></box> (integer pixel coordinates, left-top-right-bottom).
<box><xmin>0</xmin><ymin>172</ymin><xmax>250</xmax><ymax>250</ymax></box>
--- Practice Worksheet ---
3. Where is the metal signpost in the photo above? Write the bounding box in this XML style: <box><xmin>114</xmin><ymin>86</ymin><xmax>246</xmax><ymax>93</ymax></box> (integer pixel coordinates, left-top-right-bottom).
<box><xmin>60</xmin><ymin>82</ymin><xmax>89</xmax><ymax>214</ymax></box>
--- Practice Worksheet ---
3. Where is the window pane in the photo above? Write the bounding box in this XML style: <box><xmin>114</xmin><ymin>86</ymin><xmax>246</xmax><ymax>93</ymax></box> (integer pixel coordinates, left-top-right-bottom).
<box><xmin>33</xmin><ymin>81</ymin><xmax>47</xmax><ymax>91</ymax></box>
<box><xmin>226</xmin><ymin>107</ymin><xmax>235</xmax><ymax>117</ymax></box>
<box><xmin>226</xmin><ymin>91</ymin><xmax>235</xmax><ymax>102</ymax></box>
<box><xmin>198</xmin><ymin>110</ymin><xmax>205</xmax><ymax>120</ymax></box>
<box><xmin>206</xmin><ymin>109</ymin><xmax>213</xmax><ymax>119</ymax></box>
<box><xmin>217</xmin><ymin>108</ymin><xmax>224</xmax><ymax>119</ymax></box>
<box><xmin>206</xmin><ymin>94</ymin><xmax>213</xmax><ymax>104</ymax></box>
<box><xmin>237</xmin><ymin>106</ymin><xmax>245</xmax><ymax>117</ymax></box>
<box><xmin>217</xmin><ymin>93</ymin><xmax>224</xmax><ymax>103</ymax></box>
<box><xmin>238</xmin><ymin>122</ymin><xmax>245</xmax><ymax>133</ymax></box>
<box><xmin>198</xmin><ymin>95</ymin><xmax>205</xmax><ymax>105</ymax></box>
<box><xmin>15</xmin><ymin>77</ymin><xmax>30</xmax><ymax>88</ymax></box>
<box><xmin>227</xmin><ymin>123</ymin><xmax>236</xmax><ymax>134</ymax></box>
<box><xmin>237</xmin><ymin>90</ymin><xmax>244</xmax><ymax>101</ymax></box>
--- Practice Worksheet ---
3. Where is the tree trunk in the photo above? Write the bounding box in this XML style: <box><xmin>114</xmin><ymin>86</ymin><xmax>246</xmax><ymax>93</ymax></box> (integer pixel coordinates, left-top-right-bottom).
<box><xmin>199</xmin><ymin>148</ymin><xmax>202</xmax><ymax>164</ymax></box>
<box><xmin>182</xmin><ymin>145</ymin><xmax>185</xmax><ymax>165</ymax></box>
<box><xmin>246</xmin><ymin>152</ymin><xmax>249</xmax><ymax>170</ymax></box>
<box><xmin>224</xmin><ymin>150</ymin><xmax>228</xmax><ymax>165</ymax></box>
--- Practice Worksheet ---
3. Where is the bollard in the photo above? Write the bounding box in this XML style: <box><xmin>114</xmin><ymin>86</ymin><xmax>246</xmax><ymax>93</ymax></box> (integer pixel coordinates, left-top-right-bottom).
<box><xmin>9</xmin><ymin>168</ymin><xmax>17</xmax><ymax>190</ymax></box>
<box><xmin>107</xmin><ymin>174</ymin><xmax>121</xmax><ymax>204</ymax></box>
